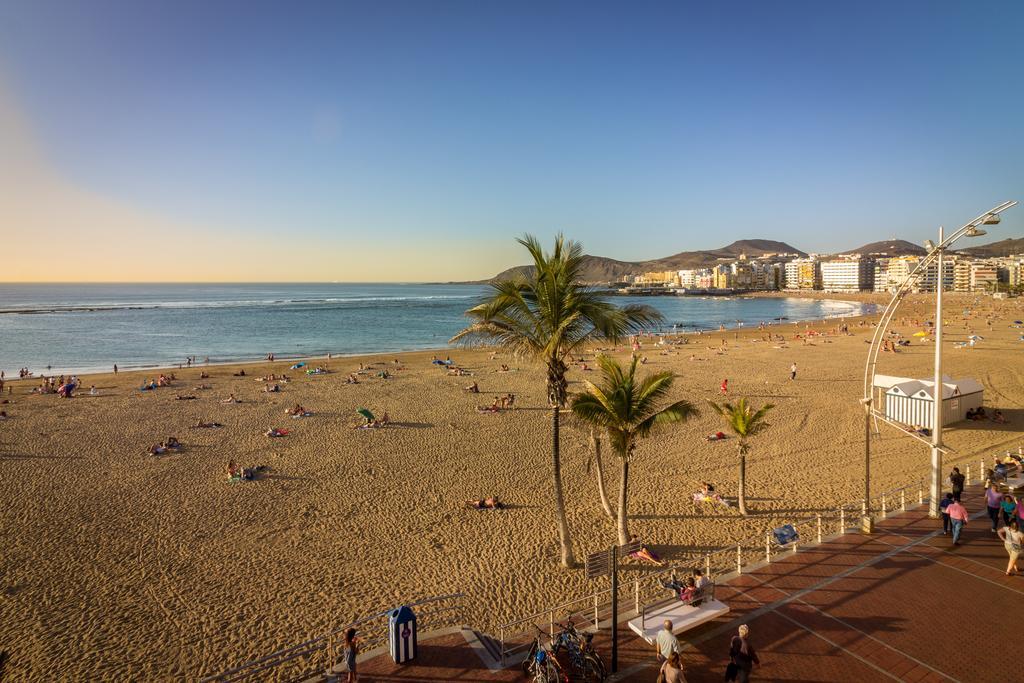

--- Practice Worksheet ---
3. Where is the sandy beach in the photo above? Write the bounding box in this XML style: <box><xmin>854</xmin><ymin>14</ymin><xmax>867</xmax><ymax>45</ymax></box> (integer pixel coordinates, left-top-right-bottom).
<box><xmin>2</xmin><ymin>292</ymin><xmax>1023</xmax><ymax>681</ymax></box>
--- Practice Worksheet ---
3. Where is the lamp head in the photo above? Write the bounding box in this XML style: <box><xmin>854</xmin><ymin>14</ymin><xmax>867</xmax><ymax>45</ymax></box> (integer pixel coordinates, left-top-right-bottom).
<box><xmin>981</xmin><ymin>213</ymin><xmax>1001</xmax><ymax>225</ymax></box>
<box><xmin>965</xmin><ymin>227</ymin><xmax>987</xmax><ymax>237</ymax></box>
<box><xmin>924</xmin><ymin>239</ymin><xmax>936</xmax><ymax>251</ymax></box>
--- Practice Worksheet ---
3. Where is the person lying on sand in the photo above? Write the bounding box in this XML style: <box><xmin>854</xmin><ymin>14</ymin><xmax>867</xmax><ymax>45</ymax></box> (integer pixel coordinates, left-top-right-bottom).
<box><xmin>476</xmin><ymin>398</ymin><xmax>502</xmax><ymax>413</ymax></box>
<box><xmin>693</xmin><ymin>483</ymin><xmax>730</xmax><ymax>508</ymax></box>
<box><xmin>497</xmin><ymin>364</ymin><xmax>510</xmax><ymax>373</ymax></box>
<box><xmin>627</xmin><ymin>536</ymin><xmax>665</xmax><ymax>566</ymax></box>
<box><xmin>227</xmin><ymin>461</ymin><xmax>267</xmax><ymax>482</ymax></box>
<box><xmin>175</xmin><ymin>394</ymin><xmax>197</xmax><ymax>400</ymax></box>
<box><xmin>232</xmin><ymin>370</ymin><xmax>246</xmax><ymax>377</ymax></box>
<box><xmin>464</xmin><ymin>381</ymin><xmax>479</xmax><ymax>393</ymax></box>
<box><xmin>265</xmin><ymin>427</ymin><xmax>288</xmax><ymax>438</ymax></box>
<box><xmin>706</xmin><ymin>431</ymin><xmax>726</xmax><ymax>441</ymax></box>
<box><xmin>263</xmin><ymin>384</ymin><xmax>280</xmax><ymax>393</ymax></box>
<box><xmin>146</xmin><ymin>438</ymin><xmax>180</xmax><ymax>456</ymax></box>
<box><xmin>466</xmin><ymin>497</ymin><xmax>504</xmax><ymax>510</ymax></box>
<box><xmin>220</xmin><ymin>394</ymin><xmax>240</xmax><ymax>404</ymax></box>
<box><xmin>345</xmin><ymin>374</ymin><xmax>360</xmax><ymax>384</ymax></box>
<box><xmin>193</xmin><ymin>420</ymin><xmax>223</xmax><ymax>428</ymax></box>
<box><xmin>194</xmin><ymin>384</ymin><xmax>212</xmax><ymax>390</ymax></box>
<box><xmin>285</xmin><ymin>404</ymin><xmax>312</xmax><ymax>417</ymax></box>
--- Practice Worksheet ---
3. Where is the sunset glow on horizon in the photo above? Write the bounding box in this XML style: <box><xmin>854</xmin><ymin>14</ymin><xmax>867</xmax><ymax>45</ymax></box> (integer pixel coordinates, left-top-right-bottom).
<box><xmin>2</xmin><ymin>1</ymin><xmax>1022</xmax><ymax>283</ymax></box>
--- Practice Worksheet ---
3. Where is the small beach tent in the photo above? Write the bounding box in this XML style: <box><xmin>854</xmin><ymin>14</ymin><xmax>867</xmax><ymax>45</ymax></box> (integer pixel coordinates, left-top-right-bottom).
<box><xmin>878</xmin><ymin>375</ymin><xmax>983</xmax><ymax>428</ymax></box>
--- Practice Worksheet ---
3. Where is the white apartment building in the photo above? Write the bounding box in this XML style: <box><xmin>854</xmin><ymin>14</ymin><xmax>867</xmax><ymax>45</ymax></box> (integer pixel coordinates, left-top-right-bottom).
<box><xmin>873</xmin><ymin>256</ymin><xmax>952</xmax><ymax>293</ymax></box>
<box><xmin>677</xmin><ymin>268</ymin><xmax>713</xmax><ymax>289</ymax></box>
<box><xmin>821</xmin><ymin>258</ymin><xmax>874</xmax><ymax>292</ymax></box>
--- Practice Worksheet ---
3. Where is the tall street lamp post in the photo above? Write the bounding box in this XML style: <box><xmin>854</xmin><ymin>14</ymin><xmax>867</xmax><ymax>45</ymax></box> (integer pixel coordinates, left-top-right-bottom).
<box><xmin>862</xmin><ymin>201</ymin><xmax>1017</xmax><ymax>531</ymax></box>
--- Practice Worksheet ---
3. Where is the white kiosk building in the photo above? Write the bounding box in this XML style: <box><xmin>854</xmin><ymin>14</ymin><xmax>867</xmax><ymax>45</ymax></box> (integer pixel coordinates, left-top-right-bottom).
<box><xmin>872</xmin><ymin>375</ymin><xmax>984</xmax><ymax>429</ymax></box>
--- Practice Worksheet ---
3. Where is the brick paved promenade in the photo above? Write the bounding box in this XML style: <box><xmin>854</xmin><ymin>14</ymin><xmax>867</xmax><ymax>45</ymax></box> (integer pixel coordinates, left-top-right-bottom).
<box><xmin>348</xmin><ymin>479</ymin><xmax>1022</xmax><ymax>682</ymax></box>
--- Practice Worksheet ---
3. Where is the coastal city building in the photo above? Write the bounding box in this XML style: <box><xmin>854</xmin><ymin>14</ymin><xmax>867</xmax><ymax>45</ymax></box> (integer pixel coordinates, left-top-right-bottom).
<box><xmin>784</xmin><ymin>258</ymin><xmax>822</xmax><ymax>290</ymax></box>
<box><xmin>821</xmin><ymin>257</ymin><xmax>874</xmax><ymax>292</ymax></box>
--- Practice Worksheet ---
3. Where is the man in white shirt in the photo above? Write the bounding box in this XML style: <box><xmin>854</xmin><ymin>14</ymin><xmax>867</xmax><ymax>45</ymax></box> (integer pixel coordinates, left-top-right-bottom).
<box><xmin>656</xmin><ymin>620</ymin><xmax>681</xmax><ymax>661</ymax></box>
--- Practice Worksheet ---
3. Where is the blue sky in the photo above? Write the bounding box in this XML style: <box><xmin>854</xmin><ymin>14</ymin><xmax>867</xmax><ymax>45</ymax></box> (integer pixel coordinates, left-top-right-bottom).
<box><xmin>1</xmin><ymin>1</ymin><xmax>1022</xmax><ymax>281</ymax></box>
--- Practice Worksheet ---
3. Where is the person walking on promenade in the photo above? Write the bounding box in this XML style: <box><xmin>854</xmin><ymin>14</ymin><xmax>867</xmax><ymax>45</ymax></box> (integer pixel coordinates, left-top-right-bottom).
<box><xmin>1001</xmin><ymin>495</ymin><xmax>1018</xmax><ymax>527</ymax></box>
<box><xmin>726</xmin><ymin>624</ymin><xmax>759</xmax><ymax>682</ymax></box>
<box><xmin>947</xmin><ymin>498</ymin><xmax>969</xmax><ymax>546</ymax></box>
<box><xmin>986</xmin><ymin>483</ymin><xmax>1003</xmax><ymax>533</ymax></box>
<box><xmin>949</xmin><ymin>467</ymin><xmax>965</xmax><ymax>502</ymax></box>
<box><xmin>997</xmin><ymin>520</ymin><xmax>1023</xmax><ymax>576</ymax></box>
<box><xmin>343</xmin><ymin>628</ymin><xmax>361</xmax><ymax>682</ymax></box>
<box><xmin>940</xmin><ymin>493</ymin><xmax>954</xmax><ymax>534</ymax></box>
<box><xmin>656</xmin><ymin>620</ymin><xmax>681</xmax><ymax>662</ymax></box>
<box><xmin>660</xmin><ymin>652</ymin><xmax>687</xmax><ymax>683</ymax></box>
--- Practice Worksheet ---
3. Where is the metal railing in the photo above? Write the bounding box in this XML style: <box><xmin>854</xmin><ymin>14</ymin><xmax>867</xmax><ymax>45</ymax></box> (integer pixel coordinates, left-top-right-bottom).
<box><xmin>491</xmin><ymin>461</ymin><xmax>998</xmax><ymax>668</ymax></box>
<box><xmin>200</xmin><ymin>593</ymin><xmax>464</xmax><ymax>683</ymax></box>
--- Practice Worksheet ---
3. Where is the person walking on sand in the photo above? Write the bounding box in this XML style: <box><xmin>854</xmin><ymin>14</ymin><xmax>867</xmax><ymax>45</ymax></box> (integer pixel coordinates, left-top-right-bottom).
<box><xmin>113</xmin><ymin>364</ymin><xmax>118</xmax><ymax>375</ymax></box>
<box><xmin>720</xmin><ymin>378</ymin><xmax>728</xmax><ymax>395</ymax></box>
<box><xmin>727</xmin><ymin>624</ymin><xmax>759</xmax><ymax>682</ymax></box>
<box><xmin>343</xmin><ymin>628</ymin><xmax>360</xmax><ymax>682</ymax></box>
<box><xmin>949</xmin><ymin>467</ymin><xmax>965</xmax><ymax>502</ymax></box>
<box><xmin>789</xmin><ymin>362</ymin><xmax>797</xmax><ymax>381</ymax></box>
<box><xmin>656</xmin><ymin>620</ymin><xmax>681</xmax><ymax>662</ymax></box>
<box><xmin>998</xmin><ymin>520</ymin><xmax>1023</xmax><ymax>576</ymax></box>
<box><xmin>947</xmin><ymin>497</ymin><xmax>968</xmax><ymax>546</ymax></box>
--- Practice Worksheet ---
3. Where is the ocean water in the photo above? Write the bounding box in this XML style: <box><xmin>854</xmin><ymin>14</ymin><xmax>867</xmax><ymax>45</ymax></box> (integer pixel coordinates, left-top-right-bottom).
<box><xmin>0</xmin><ymin>284</ymin><xmax>873</xmax><ymax>376</ymax></box>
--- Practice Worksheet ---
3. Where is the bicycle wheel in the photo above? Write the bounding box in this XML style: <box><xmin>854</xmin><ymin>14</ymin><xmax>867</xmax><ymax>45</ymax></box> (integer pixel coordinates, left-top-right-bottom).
<box><xmin>583</xmin><ymin>653</ymin><xmax>607</xmax><ymax>682</ymax></box>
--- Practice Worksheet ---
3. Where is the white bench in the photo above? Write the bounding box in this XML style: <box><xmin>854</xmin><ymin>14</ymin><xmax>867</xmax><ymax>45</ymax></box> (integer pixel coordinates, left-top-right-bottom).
<box><xmin>627</xmin><ymin>598</ymin><xmax>729</xmax><ymax>643</ymax></box>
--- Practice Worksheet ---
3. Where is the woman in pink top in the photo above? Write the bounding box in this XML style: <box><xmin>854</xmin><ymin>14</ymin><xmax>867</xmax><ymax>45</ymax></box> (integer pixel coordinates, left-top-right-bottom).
<box><xmin>947</xmin><ymin>499</ymin><xmax>968</xmax><ymax>545</ymax></box>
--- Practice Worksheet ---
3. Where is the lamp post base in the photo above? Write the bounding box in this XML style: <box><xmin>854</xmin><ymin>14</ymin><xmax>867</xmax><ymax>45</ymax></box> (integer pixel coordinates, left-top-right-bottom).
<box><xmin>862</xmin><ymin>515</ymin><xmax>875</xmax><ymax>534</ymax></box>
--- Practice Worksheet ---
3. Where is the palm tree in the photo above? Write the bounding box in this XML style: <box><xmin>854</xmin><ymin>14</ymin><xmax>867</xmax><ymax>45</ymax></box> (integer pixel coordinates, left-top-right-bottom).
<box><xmin>588</xmin><ymin>428</ymin><xmax>615</xmax><ymax>521</ymax></box>
<box><xmin>708</xmin><ymin>398</ymin><xmax>774</xmax><ymax>516</ymax></box>
<box><xmin>451</xmin><ymin>235</ymin><xmax>661</xmax><ymax>567</ymax></box>
<box><xmin>572</xmin><ymin>355</ymin><xmax>698</xmax><ymax>545</ymax></box>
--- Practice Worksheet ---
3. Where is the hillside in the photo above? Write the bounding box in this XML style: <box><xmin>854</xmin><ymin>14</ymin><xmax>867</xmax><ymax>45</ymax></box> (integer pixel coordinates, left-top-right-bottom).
<box><xmin>956</xmin><ymin>237</ymin><xmax>1024</xmax><ymax>258</ymax></box>
<box><xmin>487</xmin><ymin>239</ymin><xmax>805</xmax><ymax>283</ymax></box>
<box><xmin>841</xmin><ymin>239</ymin><xmax>927</xmax><ymax>256</ymax></box>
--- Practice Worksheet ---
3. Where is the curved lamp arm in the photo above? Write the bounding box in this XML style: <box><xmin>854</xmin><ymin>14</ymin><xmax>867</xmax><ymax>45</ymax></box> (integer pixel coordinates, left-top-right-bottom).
<box><xmin>862</xmin><ymin>200</ymin><xmax>1018</xmax><ymax>412</ymax></box>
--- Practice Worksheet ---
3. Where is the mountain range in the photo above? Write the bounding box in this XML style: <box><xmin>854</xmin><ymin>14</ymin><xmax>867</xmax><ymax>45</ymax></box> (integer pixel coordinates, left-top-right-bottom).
<box><xmin>482</xmin><ymin>236</ymin><xmax>1024</xmax><ymax>283</ymax></box>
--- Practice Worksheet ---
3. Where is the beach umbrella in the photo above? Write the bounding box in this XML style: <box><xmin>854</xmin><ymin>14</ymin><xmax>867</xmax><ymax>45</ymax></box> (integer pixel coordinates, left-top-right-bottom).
<box><xmin>913</xmin><ymin>331</ymin><xmax>928</xmax><ymax>337</ymax></box>
<box><xmin>357</xmin><ymin>407</ymin><xmax>375</xmax><ymax>421</ymax></box>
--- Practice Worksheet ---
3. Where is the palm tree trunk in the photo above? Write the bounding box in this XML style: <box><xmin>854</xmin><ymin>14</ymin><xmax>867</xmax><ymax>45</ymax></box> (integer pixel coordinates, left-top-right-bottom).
<box><xmin>590</xmin><ymin>429</ymin><xmax>615</xmax><ymax>521</ymax></box>
<box><xmin>552</xmin><ymin>405</ymin><xmax>576</xmax><ymax>567</ymax></box>
<box><xmin>617</xmin><ymin>458</ymin><xmax>630</xmax><ymax>546</ymax></box>
<box><xmin>737</xmin><ymin>446</ymin><xmax>748</xmax><ymax>516</ymax></box>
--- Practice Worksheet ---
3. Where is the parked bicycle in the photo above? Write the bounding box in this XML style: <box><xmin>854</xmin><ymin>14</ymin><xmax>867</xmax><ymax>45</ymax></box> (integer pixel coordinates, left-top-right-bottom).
<box><xmin>522</xmin><ymin>626</ymin><xmax>566</xmax><ymax>683</ymax></box>
<box><xmin>551</xmin><ymin>616</ymin><xmax>607</xmax><ymax>682</ymax></box>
